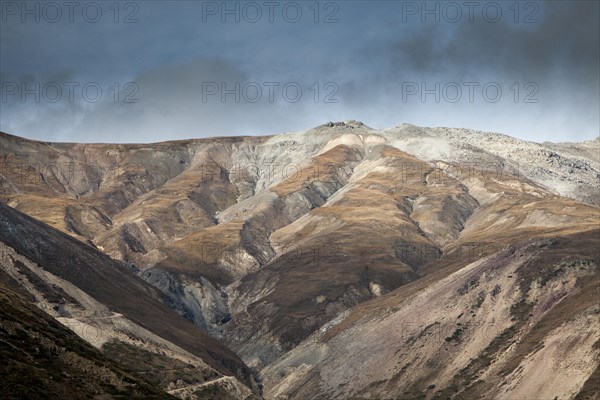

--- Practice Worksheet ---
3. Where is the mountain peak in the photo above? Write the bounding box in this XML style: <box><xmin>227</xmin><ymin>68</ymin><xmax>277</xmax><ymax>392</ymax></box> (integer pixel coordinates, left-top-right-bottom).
<box><xmin>319</xmin><ymin>120</ymin><xmax>369</xmax><ymax>130</ymax></box>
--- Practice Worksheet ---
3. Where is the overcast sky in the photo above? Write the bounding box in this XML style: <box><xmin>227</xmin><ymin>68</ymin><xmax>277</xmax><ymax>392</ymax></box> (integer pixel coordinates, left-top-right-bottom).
<box><xmin>1</xmin><ymin>1</ymin><xmax>598</xmax><ymax>143</ymax></box>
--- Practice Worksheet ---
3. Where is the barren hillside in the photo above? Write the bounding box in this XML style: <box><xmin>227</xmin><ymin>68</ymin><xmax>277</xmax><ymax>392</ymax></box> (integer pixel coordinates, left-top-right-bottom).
<box><xmin>1</xmin><ymin>122</ymin><xmax>598</xmax><ymax>399</ymax></box>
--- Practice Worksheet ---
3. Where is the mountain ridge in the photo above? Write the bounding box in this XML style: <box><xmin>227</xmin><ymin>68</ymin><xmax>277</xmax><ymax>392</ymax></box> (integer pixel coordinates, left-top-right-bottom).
<box><xmin>2</xmin><ymin>122</ymin><xmax>599</xmax><ymax>145</ymax></box>
<box><xmin>1</xmin><ymin>122</ymin><xmax>598</xmax><ymax>399</ymax></box>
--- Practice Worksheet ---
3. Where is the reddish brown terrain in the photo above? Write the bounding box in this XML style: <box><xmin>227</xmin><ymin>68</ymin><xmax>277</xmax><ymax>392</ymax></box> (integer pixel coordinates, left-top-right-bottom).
<box><xmin>1</xmin><ymin>122</ymin><xmax>598</xmax><ymax>399</ymax></box>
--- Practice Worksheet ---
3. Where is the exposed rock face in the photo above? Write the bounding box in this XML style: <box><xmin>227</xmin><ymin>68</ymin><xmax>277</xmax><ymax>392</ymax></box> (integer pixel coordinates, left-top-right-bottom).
<box><xmin>1</xmin><ymin>122</ymin><xmax>598</xmax><ymax>399</ymax></box>
<box><xmin>141</xmin><ymin>268</ymin><xmax>232</xmax><ymax>336</ymax></box>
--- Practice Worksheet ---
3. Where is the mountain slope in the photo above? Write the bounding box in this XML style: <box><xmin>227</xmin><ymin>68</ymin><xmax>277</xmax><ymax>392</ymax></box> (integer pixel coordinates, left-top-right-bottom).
<box><xmin>0</xmin><ymin>269</ymin><xmax>176</xmax><ymax>399</ymax></box>
<box><xmin>1</xmin><ymin>123</ymin><xmax>598</xmax><ymax>399</ymax></box>
<box><xmin>260</xmin><ymin>228</ymin><xmax>599</xmax><ymax>399</ymax></box>
<box><xmin>0</xmin><ymin>203</ymin><xmax>259</xmax><ymax>398</ymax></box>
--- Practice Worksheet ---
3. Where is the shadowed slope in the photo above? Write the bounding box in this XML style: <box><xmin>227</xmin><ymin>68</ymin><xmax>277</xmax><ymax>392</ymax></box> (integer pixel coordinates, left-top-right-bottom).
<box><xmin>0</xmin><ymin>203</ymin><xmax>259</xmax><ymax>395</ymax></box>
<box><xmin>0</xmin><ymin>270</ymin><xmax>176</xmax><ymax>400</ymax></box>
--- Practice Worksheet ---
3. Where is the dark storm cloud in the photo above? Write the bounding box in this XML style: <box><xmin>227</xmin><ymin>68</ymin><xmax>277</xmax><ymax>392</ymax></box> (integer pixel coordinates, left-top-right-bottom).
<box><xmin>0</xmin><ymin>1</ymin><xmax>598</xmax><ymax>143</ymax></box>
<box><xmin>391</xmin><ymin>1</ymin><xmax>599</xmax><ymax>83</ymax></box>
<box><xmin>337</xmin><ymin>1</ymin><xmax>599</xmax><ymax>141</ymax></box>
<box><xmin>1</xmin><ymin>57</ymin><xmax>345</xmax><ymax>142</ymax></box>
<box><xmin>80</xmin><ymin>56</ymin><xmax>346</xmax><ymax>142</ymax></box>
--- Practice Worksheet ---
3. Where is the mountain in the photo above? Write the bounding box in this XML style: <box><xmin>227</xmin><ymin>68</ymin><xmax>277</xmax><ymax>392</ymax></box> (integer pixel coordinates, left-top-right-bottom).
<box><xmin>260</xmin><ymin>228</ymin><xmax>599</xmax><ymax>399</ymax></box>
<box><xmin>0</xmin><ymin>268</ymin><xmax>176</xmax><ymax>400</ymax></box>
<box><xmin>1</xmin><ymin>122</ymin><xmax>598</xmax><ymax>399</ymax></box>
<box><xmin>0</xmin><ymin>204</ymin><xmax>259</xmax><ymax>399</ymax></box>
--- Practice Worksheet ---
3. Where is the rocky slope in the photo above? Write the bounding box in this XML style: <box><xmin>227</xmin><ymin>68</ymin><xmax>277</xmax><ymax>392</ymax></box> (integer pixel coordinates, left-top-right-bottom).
<box><xmin>0</xmin><ymin>204</ymin><xmax>259</xmax><ymax>399</ymax></box>
<box><xmin>260</xmin><ymin>229</ymin><xmax>599</xmax><ymax>399</ymax></box>
<box><xmin>1</xmin><ymin>122</ymin><xmax>598</xmax><ymax>399</ymax></box>
<box><xmin>0</xmin><ymin>269</ymin><xmax>176</xmax><ymax>400</ymax></box>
